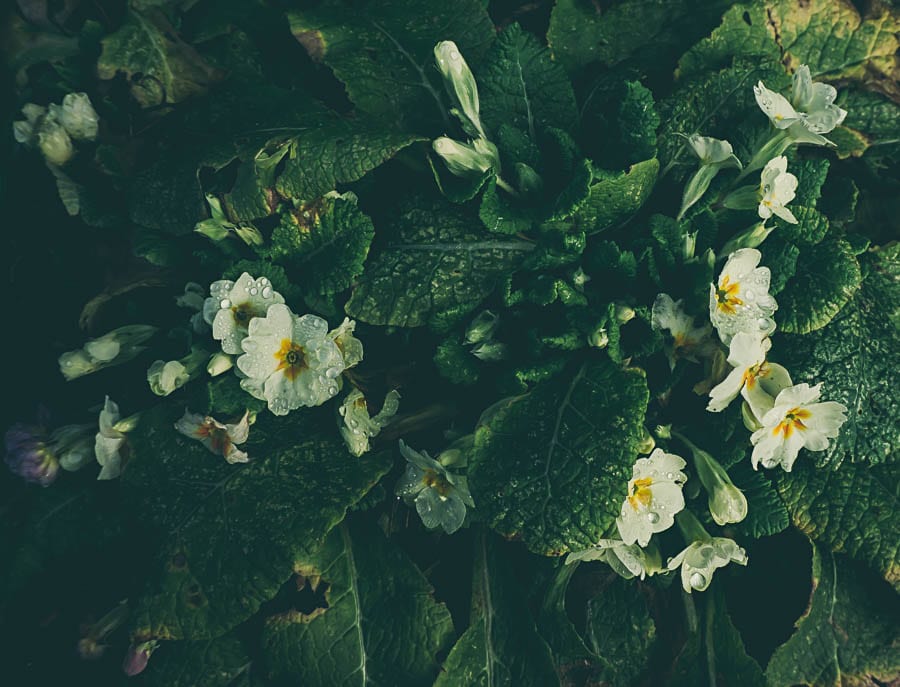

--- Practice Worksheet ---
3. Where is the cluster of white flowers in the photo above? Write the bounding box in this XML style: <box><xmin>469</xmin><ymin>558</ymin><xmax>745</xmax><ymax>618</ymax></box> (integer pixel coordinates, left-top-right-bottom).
<box><xmin>13</xmin><ymin>93</ymin><xmax>99</xmax><ymax>166</ymax></box>
<box><xmin>708</xmin><ymin>249</ymin><xmax>848</xmax><ymax>471</ymax></box>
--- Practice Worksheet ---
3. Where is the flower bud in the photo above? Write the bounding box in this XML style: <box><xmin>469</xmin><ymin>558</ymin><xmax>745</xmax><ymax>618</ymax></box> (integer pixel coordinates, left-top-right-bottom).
<box><xmin>175</xmin><ymin>282</ymin><xmax>206</xmax><ymax>312</ymax></box>
<box><xmin>465</xmin><ymin>310</ymin><xmax>499</xmax><ymax>344</ymax></box>
<box><xmin>122</xmin><ymin>640</ymin><xmax>158</xmax><ymax>677</ymax></box>
<box><xmin>59</xmin><ymin>325</ymin><xmax>158</xmax><ymax>381</ymax></box>
<box><xmin>433</xmin><ymin>137</ymin><xmax>496</xmax><ymax>178</ymax></box>
<box><xmin>37</xmin><ymin>117</ymin><xmax>74</xmax><ymax>166</ymax></box>
<box><xmin>53</xmin><ymin>92</ymin><xmax>99</xmax><ymax>141</ymax></box>
<box><xmin>741</xmin><ymin>400</ymin><xmax>763</xmax><ymax>432</ymax></box>
<box><xmin>615</xmin><ymin>304</ymin><xmax>636</xmax><ymax>324</ymax></box>
<box><xmin>719</xmin><ymin>222</ymin><xmax>775</xmax><ymax>256</ymax></box>
<box><xmin>207</xmin><ymin>351</ymin><xmax>234</xmax><ymax>377</ymax></box>
<box><xmin>677</xmin><ymin>432</ymin><xmax>747</xmax><ymax>526</ymax></box>
<box><xmin>434</xmin><ymin>41</ymin><xmax>484</xmax><ymax>138</ymax></box>
<box><xmin>194</xmin><ymin>218</ymin><xmax>233</xmax><ymax>241</ymax></box>
<box><xmin>636</xmin><ymin>427</ymin><xmax>656</xmax><ymax>454</ymax></box>
<box><xmin>683</xmin><ymin>230</ymin><xmax>698</xmax><ymax>260</ymax></box>
<box><xmin>722</xmin><ymin>184</ymin><xmax>760</xmax><ymax>211</ymax></box>
<box><xmin>147</xmin><ymin>360</ymin><xmax>189</xmax><ymax>397</ymax></box>
<box><xmin>50</xmin><ymin>424</ymin><xmax>95</xmax><ymax>472</ymax></box>
<box><xmin>235</xmin><ymin>224</ymin><xmax>264</xmax><ymax>247</ymax></box>
<box><xmin>470</xmin><ymin>341</ymin><xmax>506</xmax><ymax>361</ymax></box>
<box><xmin>588</xmin><ymin>327</ymin><xmax>609</xmax><ymax>349</ymax></box>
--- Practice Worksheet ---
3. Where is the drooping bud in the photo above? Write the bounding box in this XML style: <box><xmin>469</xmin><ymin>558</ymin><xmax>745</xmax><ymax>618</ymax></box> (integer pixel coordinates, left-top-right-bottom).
<box><xmin>470</xmin><ymin>341</ymin><xmax>507</xmax><ymax>361</ymax></box>
<box><xmin>207</xmin><ymin>351</ymin><xmax>234</xmax><ymax>377</ymax></box>
<box><xmin>675</xmin><ymin>431</ymin><xmax>747</xmax><ymax>526</ymax></box>
<box><xmin>4</xmin><ymin>424</ymin><xmax>59</xmax><ymax>486</ymax></box>
<box><xmin>147</xmin><ymin>347</ymin><xmax>208</xmax><ymax>396</ymax></box>
<box><xmin>59</xmin><ymin>325</ymin><xmax>158</xmax><ymax>381</ymax></box>
<box><xmin>465</xmin><ymin>310</ymin><xmax>499</xmax><ymax>344</ymax></box>
<box><xmin>122</xmin><ymin>640</ymin><xmax>158</xmax><ymax>677</ymax></box>
<box><xmin>433</xmin><ymin>137</ymin><xmax>496</xmax><ymax>178</ymax></box>
<box><xmin>719</xmin><ymin>222</ymin><xmax>775</xmax><ymax>256</ymax></box>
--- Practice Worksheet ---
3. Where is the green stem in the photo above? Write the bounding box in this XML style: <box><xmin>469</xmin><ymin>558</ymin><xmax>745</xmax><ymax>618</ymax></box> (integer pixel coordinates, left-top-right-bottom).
<box><xmin>676</xmin><ymin>509</ymin><xmax>711</xmax><ymax>544</ymax></box>
<box><xmin>495</xmin><ymin>175</ymin><xmax>519</xmax><ymax>197</ymax></box>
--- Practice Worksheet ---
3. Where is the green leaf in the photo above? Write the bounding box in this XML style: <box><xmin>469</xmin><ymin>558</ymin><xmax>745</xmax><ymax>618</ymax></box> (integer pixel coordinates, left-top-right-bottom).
<box><xmin>790</xmin><ymin>159</ymin><xmax>831</xmax><ymax>209</ymax></box>
<box><xmin>536</xmin><ymin>563</ymin><xmax>598</xmax><ymax>677</ymax></box>
<box><xmin>434</xmin><ymin>531</ymin><xmax>560</xmax><ymax>687</ymax></box>
<box><xmin>346</xmin><ymin>200</ymin><xmax>533</xmax><ymax>329</ymax></box>
<box><xmin>287</xmin><ymin>0</ymin><xmax>494</xmax><ymax>132</ymax></box>
<box><xmin>776</xmin><ymin>245</ymin><xmax>900</xmax><ymax>468</ymax></box>
<box><xmin>776</xmin><ymin>238</ymin><xmax>862</xmax><ymax>334</ymax></box>
<box><xmin>434</xmin><ymin>338</ymin><xmax>480</xmax><ymax>385</ymax></box>
<box><xmin>766</xmin><ymin>545</ymin><xmax>900</xmax><ymax>686</ymax></box>
<box><xmin>261</xmin><ymin>195</ymin><xmax>375</xmax><ymax>295</ymax></box>
<box><xmin>547</xmin><ymin>0</ymin><xmax>733</xmax><ymax>76</ymax></box>
<box><xmin>729</xmin><ymin>463</ymin><xmax>789</xmax><ymax>540</ymax></box>
<box><xmin>833</xmin><ymin>89</ymin><xmax>900</xmax><ymax>161</ymax></box>
<box><xmin>469</xmin><ymin>359</ymin><xmax>649</xmax><ymax>555</ymax></box>
<box><xmin>261</xmin><ymin>520</ymin><xmax>454</xmax><ymax>687</ymax></box>
<box><xmin>124</xmin><ymin>404</ymin><xmax>392</xmax><ymax>640</ymax></box>
<box><xmin>775</xmin><ymin>459</ymin><xmax>900</xmax><ymax>591</ymax></box>
<box><xmin>478</xmin><ymin>23</ymin><xmax>578</xmax><ymax>139</ymax></box>
<box><xmin>760</xmin><ymin>237</ymin><xmax>800</xmax><ymax>296</ymax></box>
<box><xmin>572</xmin><ymin>159</ymin><xmax>659</xmax><ymax>235</ymax></box>
<box><xmin>275</xmin><ymin>121</ymin><xmax>424</xmax><ymax>201</ymax></box>
<box><xmin>677</xmin><ymin>4</ymin><xmax>780</xmax><ymax>81</ymax></box>
<box><xmin>766</xmin><ymin>0</ymin><xmax>900</xmax><ymax>91</ymax></box>
<box><xmin>97</xmin><ymin>9</ymin><xmax>223</xmax><ymax>107</ymax></box>
<box><xmin>776</xmin><ymin>205</ymin><xmax>830</xmax><ymax>246</ymax></box>
<box><xmin>141</xmin><ymin>634</ymin><xmax>251</xmax><ymax>687</ymax></box>
<box><xmin>670</xmin><ymin>587</ymin><xmax>765</xmax><ymax>687</ymax></box>
<box><xmin>585</xmin><ymin>577</ymin><xmax>656</xmax><ymax>687</ymax></box>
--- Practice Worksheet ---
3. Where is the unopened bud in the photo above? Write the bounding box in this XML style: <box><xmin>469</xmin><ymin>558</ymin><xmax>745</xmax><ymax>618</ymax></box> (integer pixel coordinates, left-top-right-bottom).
<box><xmin>465</xmin><ymin>310</ymin><xmax>499</xmax><ymax>344</ymax></box>
<box><xmin>434</xmin><ymin>41</ymin><xmax>484</xmax><ymax>138</ymax></box>
<box><xmin>433</xmin><ymin>137</ymin><xmax>497</xmax><ymax>178</ymax></box>
<box><xmin>37</xmin><ymin>117</ymin><xmax>74</xmax><ymax>165</ymax></box>
<box><xmin>53</xmin><ymin>92</ymin><xmax>99</xmax><ymax>141</ymax></box>
<box><xmin>207</xmin><ymin>352</ymin><xmax>234</xmax><ymax>377</ymax></box>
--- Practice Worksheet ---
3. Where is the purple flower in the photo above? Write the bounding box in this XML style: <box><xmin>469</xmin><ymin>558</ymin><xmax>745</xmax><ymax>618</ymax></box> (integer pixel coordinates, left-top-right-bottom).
<box><xmin>4</xmin><ymin>423</ymin><xmax>59</xmax><ymax>486</ymax></box>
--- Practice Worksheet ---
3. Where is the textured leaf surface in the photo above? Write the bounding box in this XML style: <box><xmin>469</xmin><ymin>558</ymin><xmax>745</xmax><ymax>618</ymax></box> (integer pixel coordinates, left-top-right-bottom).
<box><xmin>730</xmin><ymin>463</ymin><xmax>790</xmax><ymax>540</ymax></box>
<box><xmin>469</xmin><ymin>359</ymin><xmax>649</xmax><ymax>555</ymax></box>
<box><xmin>275</xmin><ymin>121</ymin><xmax>423</xmax><ymax>201</ymax></box>
<box><xmin>140</xmin><ymin>634</ymin><xmax>251</xmax><ymax>687</ymax></box>
<box><xmin>585</xmin><ymin>577</ymin><xmax>655</xmax><ymax>687</ymax></box>
<box><xmin>124</xmin><ymin>404</ymin><xmax>391</xmax><ymax>640</ymax></box>
<box><xmin>261</xmin><ymin>521</ymin><xmax>454</xmax><ymax>687</ymax></box>
<box><xmin>98</xmin><ymin>9</ymin><xmax>222</xmax><ymax>107</ymax></box>
<box><xmin>777</xmin><ymin>245</ymin><xmax>898</xmax><ymax>467</ymax></box>
<box><xmin>775</xmin><ymin>459</ymin><xmax>900</xmax><ymax>591</ymax></box>
<box><xmin>547</xmin><ymin>0</ymin><xmax>732</xmax><ymax>75</ymax></box>
<box><xmin>766</xmin><ymin>545</ymin><xmax>900</xmax><ymax>686</ymax></box>
<box><xmin>261</xmin><ymin>195</ymin><xmax>375</xmax><ymax>295</ymax></box>
<box><xmin>573</xmin><ymin>159</ymin><xmax>659</xmax><ymax>235</ymax></box>
<box><xmin>767</xmin><ymin>0</ymin><xmax>899</xmax><ymax>94</ymax></box>
<box><xmin>434</xmin><ymin>531</ymin><xmax>559</xmax><ymax>686</ymax></box>
<box><xmin>287</xmin><ymin>0</ymin><xmax>494</xmax><ymax>131</ymax></box>
<box><xmin>479</xmin><ymin>23</ymin><xmax>577</xmax><ymax>139</ymax></box>
<box><xmin>776</xmin><ymin>238</ymin><xmax>862</xmax><ymax>334</ymax></box>
<box><xmin>346</xmin><ymin>201</ymin><xmax>533</xmax><ymax>328</ymax></box>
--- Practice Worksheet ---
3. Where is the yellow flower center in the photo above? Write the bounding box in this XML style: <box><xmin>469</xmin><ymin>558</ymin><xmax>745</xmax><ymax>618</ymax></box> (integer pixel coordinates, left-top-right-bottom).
<box><xmin>742</xmin><ymin>362</ymin><xmax>767</xmax><ymax>389</ymax></box>
<box><xmin>422</xmin><ymin>469</ymin><xmax>452</xmax><ymax>496</ymax></box>
<box><xmin>231</xmin><ymin>302</ymin><xmax>258</xmax><ymax>325</ymax></box>
<box><xmin>773</xmin><ymin>407</ymin><xmax>811</xmax><ymax>439</ymax></box>
<box><xmin>275</xmin><ymin>339</ymin><xmax>308</xmax><ymax>381</ymax></box>
<box><xmin>627</xmin><ymin>476</ymin><xmax>654</xmax><ymax>511</ymax></box>
<box><xmin>716</xmin><ymin>275</ymin><xmax>743</xmax><ymax>315</ymax></box>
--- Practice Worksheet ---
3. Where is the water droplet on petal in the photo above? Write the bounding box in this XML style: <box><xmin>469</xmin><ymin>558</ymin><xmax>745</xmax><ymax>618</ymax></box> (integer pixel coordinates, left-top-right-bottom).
<box><xmin>249</xmin><ymin>287</ymin><xmax>258</xmax><ymax>296</ymax></box>
<box><xmin>666</xmin><ymin>472</ymin><xmax>674</xmax><ymax>480</ymax></box>
<box><xmin>262</xmin><ymin>286</ymin><xmax>272</xmax><ymax>299</ymax></box>
<box><xmin>648</xmin><ymin>512</ymin><xmax>660</xmax><ymax>524</ymax></box>
<box><xmin>220</xmin><ymin>299</ymin><xmax>231</xmax><ymax>309</ymax></box>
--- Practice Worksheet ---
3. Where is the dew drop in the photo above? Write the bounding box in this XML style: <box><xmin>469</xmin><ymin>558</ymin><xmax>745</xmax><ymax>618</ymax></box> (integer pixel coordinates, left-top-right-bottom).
<box><xmin>666</xmin><ymin>472</ymin><xmax>674</xmax><ymax>479</ymax></box>
<box><xmin>325</xmin><ymin>367</ymin><xmax>340</xmax><ymax>379</ymax></box>
<box><xmin>690</xmin><ymin>572</ymin><xmax>707</xmax><ymax>589</ymax></box>
<box><xmin>249</xmin><ymin>287</ymin><xmax>259</xmax><ymax>296</ymax></box>
<box><xmin>648</xmin><ymin>512</ymin><xmax>660</xmax><ymax>524</ymax></box>
<box><xmin>220</xmin><ymin>298</ymin><xmax>232</xmax><ymax>309</ymax></box>
<box><xmin>757</xmin><ymin>317</ymin><xmax>770</xmax><ymax>329</ymax></box>
<box><xmin>262</xmin><ymin>286</ymin><xmax>272</xmax><ymax>299</ymax></box>
<box><xmin>744</xmin><ymin>289</ymin><xmax>756</xmax><ymax>302</ymax></box>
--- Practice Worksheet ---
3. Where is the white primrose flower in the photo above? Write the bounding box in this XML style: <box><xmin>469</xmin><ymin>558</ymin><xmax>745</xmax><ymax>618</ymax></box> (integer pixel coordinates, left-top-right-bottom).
<box><xmin>566</xmin><ymin>539</ymin><xmax>662</xmax><ymax>580</ymax></box>
<box><xmin>94</xmin><ymin>397</ymin><xmax>138</xmax><ymax>480</ymax></box>
<box><xmin>616</xmin><ymin>448</ymin><xmax>687</xmax><ymax>547</ymax></box>
<box><xmin>758</xmin><ymin>156</ymin><xmax>798</xmax><ymax>224</ymax></box>
<box><xmin>753</xmin><ymin>81</ymin><xmax>801</xmax><ymax>129</ymax></box>
<box><xmin>50</xmin><ymin>92</ymin><xmax>99</xmax><ymax>141</ymax></box>
<box><xmin>328</xmin><ymin>318</ymin><xmax>363</xmax><ymax>370</ymax></box>
<box><xmin>709</xmin><ymin>248</ymin><xmax>777</xmax><ymax>345</ymax></box>
<box><xmin>651</xmin><ymin>293</ymin><xmax>714</xmax><ymax>369</ymax></box>
<box><xmin>209</xmin><ymin>273</ymin><xmax>285</xmax><ymax>354</ymax></box>
<box><xmin>754</xmin><ymin>67</ymin><xmax>847</xmax><ymax>146</ymax></box>
<box><xmin>237</xmin><ymin>304</ymin><xmax>345</xmax><ymax>416</ymax></box>
<box><xmin>175</xmin><ymin>410</ymin><xmax>250</xmax><ymax>464</ymax></box>
<box><xmin>667</xmin><ymin>537</ymin><xmax>748</xmax><ymax>593</ymax></box>
<box><xmin>12</xmin><ymin>103</ymin><xmax>46</xmax><ymax>144</ymax></box>
<box><xmin>750</xmin><ymin>383</ymin><xmax>848</xmax><ymax>471</ymax></box>
<box><xmin>707</xmin><ymin>332</ymin><xmax>793</xmax><ymax>418</ymax></box>
<box><xmin>339</xmin><ymin>389</ymin><xmax>400</xmax><ymax>457</ymax></box>
<box><xmin>396</xmin><ymin>440</ymin><xmax>475</xmax><ymax>534</ymax></box>
<box><xmin>790</xmin><ymin>65</ymin><xmax>847</xmax><ymax>143</ymax></box>
<box><xmin>147</xmin><ymin>347</ymin><xmax>207</xmax><ymax>397</ymax></box>
<box><xmin>686</xmin><ymin>134</ymin><xmax>741</xmax><ymax>168</ymax></box>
